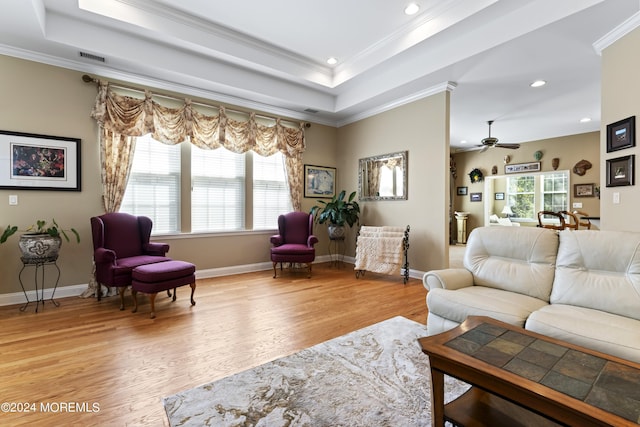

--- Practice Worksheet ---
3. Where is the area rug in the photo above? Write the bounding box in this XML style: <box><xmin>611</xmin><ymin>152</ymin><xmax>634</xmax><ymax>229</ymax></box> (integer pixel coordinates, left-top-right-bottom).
<box><xmin>163</xmin><ymin>316</ymin><xmax>469</xmax><ymax>426</ymax></box>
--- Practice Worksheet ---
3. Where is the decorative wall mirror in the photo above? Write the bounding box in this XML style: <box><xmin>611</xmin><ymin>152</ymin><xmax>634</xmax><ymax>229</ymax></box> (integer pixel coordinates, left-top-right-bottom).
<box><xmin>358</xmin><ymin>151</ymin><xmax>408</xmax><ymax>201</ymax></box>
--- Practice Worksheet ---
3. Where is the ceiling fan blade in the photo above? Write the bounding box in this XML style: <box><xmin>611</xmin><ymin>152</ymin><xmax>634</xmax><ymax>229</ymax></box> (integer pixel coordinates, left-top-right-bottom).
<box><xmin>495</xmin><ymin>143</ymin><xmax>520</xmax><ymax>149</ymax></box>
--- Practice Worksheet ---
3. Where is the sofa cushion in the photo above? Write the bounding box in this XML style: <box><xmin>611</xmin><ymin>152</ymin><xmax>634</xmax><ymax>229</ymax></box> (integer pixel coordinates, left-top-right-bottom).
<box><xmin>526</xmin><ymin>304</ymin><xmax>640</xmax><ymax>363</ymax></box>
<box><xmin>427</xmin><ymin>286</ymin><xmax>549</xmax><ymax>328</ymax></box>
<box><xmin>551</xmin><ymin>230</ymin><xmax>640</xmax><ymax>321</ymax></box>
<box><xmin>464</xmin><ymin>226</ymin><xmax>559</xmax><ymax>301</ymax></box>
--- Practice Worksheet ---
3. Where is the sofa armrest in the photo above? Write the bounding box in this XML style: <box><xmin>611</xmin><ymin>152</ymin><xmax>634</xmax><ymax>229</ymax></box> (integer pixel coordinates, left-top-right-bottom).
<box><xmin>94</xmin><ymin>247</ymin><xmax>116</xmax><ymax>265</ymax></box>
<box><xmin>144</xmin><ymin>242</ymin><xmax>170</xmax><ymax>256</ymax></box>
<box><xmin>423</xmin><ymin>268</ymin><xmax>473</xmax><ymax>291</ymax></box>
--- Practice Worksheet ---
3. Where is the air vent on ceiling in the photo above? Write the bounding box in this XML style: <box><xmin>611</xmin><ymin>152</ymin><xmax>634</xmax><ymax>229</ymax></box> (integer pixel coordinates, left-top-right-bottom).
<box><xmin>304</xmin><ymin>108</ymin><xmax>318</xmax><ymax>114</ymax></box>
<box><xmin>79</xmin><ymin>51</ymin><xmax>106</xmax><ymax>63</ymax></box>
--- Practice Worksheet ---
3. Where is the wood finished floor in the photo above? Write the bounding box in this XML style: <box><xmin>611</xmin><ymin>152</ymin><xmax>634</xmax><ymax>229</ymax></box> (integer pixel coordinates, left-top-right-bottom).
<box><xmin>0</xmin><ymin>262</ymin><xmax>427</xmax><ymax>426</ymax></box>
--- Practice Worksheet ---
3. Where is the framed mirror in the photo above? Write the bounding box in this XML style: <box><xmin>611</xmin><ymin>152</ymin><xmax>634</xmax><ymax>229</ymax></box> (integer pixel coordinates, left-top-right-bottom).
<box><xmin>358</xmin><ymin>151</ymin><xmax>408</xmax><ymax>201</ymax></box>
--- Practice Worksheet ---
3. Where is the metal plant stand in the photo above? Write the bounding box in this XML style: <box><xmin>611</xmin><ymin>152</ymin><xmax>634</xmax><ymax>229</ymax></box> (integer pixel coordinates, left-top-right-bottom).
<box><xmin>18</xmin><ymin>256</ymin><xmax>61</xmax><ymax>312</ymax></box>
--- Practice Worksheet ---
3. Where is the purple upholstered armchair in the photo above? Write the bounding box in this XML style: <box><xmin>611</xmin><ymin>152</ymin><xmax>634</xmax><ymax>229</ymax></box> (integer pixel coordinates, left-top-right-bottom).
<box><xmin>270</xmin><ymin>211</ymin><xmax>318</xmax><ymax>278</ymax></box>
<box><xmin>90</xmin><ymin>212</ymin><xmax>171</xmax><ymax>309</ymax></box>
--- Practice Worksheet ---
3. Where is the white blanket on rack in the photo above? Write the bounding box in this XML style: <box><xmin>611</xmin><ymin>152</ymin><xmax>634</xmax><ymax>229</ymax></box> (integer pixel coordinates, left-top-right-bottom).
<box><xmin>354</xmin><ymin>234</ymin><xmax>404</xmax><ymax>276</ymax></box>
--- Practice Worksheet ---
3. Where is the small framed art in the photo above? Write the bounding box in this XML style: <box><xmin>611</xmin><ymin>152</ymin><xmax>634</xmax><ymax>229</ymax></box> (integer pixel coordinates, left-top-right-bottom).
<box><xmin>304</xmin><ymin>164</ymin><xmax>336</xmax><ymax>198</ymax></box>
<box><xmin>495</xmin><ymin>192</ymin><xmax>504</xmax><ymax>200</ymax></box>
<box><xmin>470</xmin><ymin>192</ymin><xmax>482</xmax><ymax>202</ymax></box>
<box><xmin>606</xmin><ymin>116</ymin><xmax>635</xmax><ymax>153</ymax></box>
<box><xmin>456</xmin><ymin>186</ymin><xmax>468</xmax><ymax>196</ymax></box>
<box><xmin>606</xmin><ymin>155</ymin><xmax>635</xmax><ymax>187</ymax></box>
<box><xmin>574</xmin><ymin>183</ymin><xmax>595</xmax><ymax>197</ymax></box>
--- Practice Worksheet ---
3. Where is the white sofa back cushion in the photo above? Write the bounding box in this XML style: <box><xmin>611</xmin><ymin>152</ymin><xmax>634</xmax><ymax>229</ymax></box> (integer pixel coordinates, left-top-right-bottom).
<box><xmin>465</xmin><ymin>226</ymin><xmax>559</xmax><ymax>301</ymax></box>
<box><xmin>551</xmin><ymin>230</ymin><xmax>640</xmax><ymax>321</ymax></box>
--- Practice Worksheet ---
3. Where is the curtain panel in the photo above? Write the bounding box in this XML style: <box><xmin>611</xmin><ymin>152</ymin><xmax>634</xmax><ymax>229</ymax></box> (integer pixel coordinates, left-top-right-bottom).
<box><xmin>90</xmin><ymin>81</ymin><xmax>306</xmax><ymax>212</ymax></box>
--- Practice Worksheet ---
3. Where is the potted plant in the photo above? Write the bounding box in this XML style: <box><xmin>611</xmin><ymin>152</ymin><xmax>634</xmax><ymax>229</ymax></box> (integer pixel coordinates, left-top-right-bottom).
<box><xmin>1</xmin><ymin>219</ymin><xmax>80</xmax><ymax>263</ymax></box>
<box><xmin>310</xmin><ymin>190</ymin><xmax>360</xmax><ymax>240</ymax></box>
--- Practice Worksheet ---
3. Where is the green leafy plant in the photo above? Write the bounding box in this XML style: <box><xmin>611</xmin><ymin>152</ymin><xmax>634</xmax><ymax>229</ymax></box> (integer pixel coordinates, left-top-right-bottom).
<box><xmin>1</xmin><ymin>219</ymin><xmax>80</xmax><ymax>244</ymax></box>
<box><xmin>310</xmin><ymin>190</ymin><xmax>360</xmax><ymax>227</ymax></box>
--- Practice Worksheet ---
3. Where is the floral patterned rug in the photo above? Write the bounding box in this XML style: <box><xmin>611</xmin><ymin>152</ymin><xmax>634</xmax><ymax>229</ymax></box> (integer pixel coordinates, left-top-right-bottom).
<box><xmin>163</xmin><ymin>316</ymin><xmax>469</xmax><ymax>426</ymax></box>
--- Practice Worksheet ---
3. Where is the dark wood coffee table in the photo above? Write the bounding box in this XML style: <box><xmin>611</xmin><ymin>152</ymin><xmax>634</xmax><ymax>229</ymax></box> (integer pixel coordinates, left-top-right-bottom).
<box><xmin>419</xmin><ymin>316</ymin><xmax>640</xmax><ymax>427</ymax></box>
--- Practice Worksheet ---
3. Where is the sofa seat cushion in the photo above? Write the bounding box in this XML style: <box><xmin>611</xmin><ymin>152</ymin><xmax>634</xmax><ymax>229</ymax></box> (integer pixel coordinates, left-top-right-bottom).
<box><xmin>427</xmin><ymin>286</ymin><xmax>549</xmax><ymax>328</ymax></box>
<box><xmin>526</xmin><ymin>304</ymin><xmax>640</xmax><ymax>363</ymax></box>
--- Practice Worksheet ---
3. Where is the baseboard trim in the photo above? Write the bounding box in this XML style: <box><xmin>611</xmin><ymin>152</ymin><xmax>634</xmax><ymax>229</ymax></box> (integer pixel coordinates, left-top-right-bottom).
<box><xmin>0</xmin><ymin>256</ymin><xmax>425</xmax><ymax>306</ymax></box>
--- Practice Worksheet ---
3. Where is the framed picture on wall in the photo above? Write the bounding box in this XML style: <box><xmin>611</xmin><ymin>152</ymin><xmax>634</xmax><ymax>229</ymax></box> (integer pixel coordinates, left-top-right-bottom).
<box><xmin>0</xmin><ymin>130</ymin><xmax>81</xmax><ymax>191</ymax></box>
<box><xmin>606</xmin><ymin>116</ymin><xmax>635</xmax><ymax>152</ymax></box>
<box><xmin>606</xmin><ymin>155</ymin><xmax>635</xmax><ymax>187</ymax></box>
<box><xmin>456</xmin><ymin>186</ymin><xmax>468</xmax><ymax>196</ymax></box>
<box><xmin>304</xmin><ymin>164</ymin><xmax>336</xmax><ymax>198</ymax></box>
<box><xmin>495</xmin><ymin>192</ymin><xmax>504</xmax><ymax>200</ymax></box>
<box><xmin>574</xmin><ymin>183</ymin><xmax>595</xmax><ymax>197</ymax></box>
<box><xmin>470</xmin><ymin>192</ymin><xmax>482</xmax><ymax>202</ymax></box>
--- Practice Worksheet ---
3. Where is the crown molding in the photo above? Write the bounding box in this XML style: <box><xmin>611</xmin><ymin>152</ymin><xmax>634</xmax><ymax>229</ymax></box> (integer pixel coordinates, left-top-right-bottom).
<box><xmin>337</xmin><ymin>81</ymin><xmax>457</xmax><ymax>127</ymax></box>
<box><xmin>593</xmin><ymin>10</ymin><xmax>640</xmax><ymax>55</ymax></box>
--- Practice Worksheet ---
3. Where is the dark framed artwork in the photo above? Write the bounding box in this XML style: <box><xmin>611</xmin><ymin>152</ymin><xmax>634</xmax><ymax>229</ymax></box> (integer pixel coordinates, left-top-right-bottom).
<box><xmin>0</xmin><ymin>130</ymin><xmax>81</xmax><ymax>191</ymax></box>
<box><xmin>574</xmin><ymin>183</ymin><xmax>595</xmax><ymax>197</ymax></box>
<box><xmin>456</xmin><ymin>186</ymin><xmax>468</xmax><ymax>196</ymax></box>
<box><xmin>606</xmin><ymin>116</ymin><xmax>635</xmax><ymax>153</ymax></box>
<box><xmin>606</xmin><ymin>155</ymin><xmax>635</xmax><ymax>187</ymax></box>
<box><xmin>495</xmin><ymin>192</ymin><xmax>505</xmax><ymax>200</ymax></box>
<box><xmin>470</xmin><ymin>192</ymin><xmax>482</xmax><ymax>202</ymax></box>
<box><xmin>304</xmin><ymin>164</ymin><xmax>336</xmax><ymax>198</ymax></box>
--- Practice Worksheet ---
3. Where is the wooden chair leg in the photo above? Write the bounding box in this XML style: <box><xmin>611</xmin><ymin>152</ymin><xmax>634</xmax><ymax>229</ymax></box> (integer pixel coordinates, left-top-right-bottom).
<box><xmin>118</xmin><ymin>286</ymin><xmax>126</xmax><ymax>310</ymax></box>
<box><xmin>131</xmin><ymin>289</ymin><xmax>138</xmax><ymax>313</ymax></box>
<box><xmin>272</xmin><ymin>261</ymin><xmax>278</xmax><ymax>278</ymax></box>
<box><xmin>307</xmin><ymin>263</ymin><xmax>312</xmax><ymax>278</ymax></box>
<box><xmin>171</xmin><ymin>288</ymin><xmax>177</xmax><ymax>302</ymax></box>
<box><xmin>149</xmin><ymin>292</ymin><xmax>157</xmax><ymax>319</ymax></box>
<box><xmin>189</xmin><ymin>282</ymin><xmax>196</xmax><ymax>306</ymax></box>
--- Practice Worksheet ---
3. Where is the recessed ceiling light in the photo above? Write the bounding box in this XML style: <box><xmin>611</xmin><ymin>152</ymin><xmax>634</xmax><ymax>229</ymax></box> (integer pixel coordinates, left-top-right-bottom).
<box><xmin>530</xmin><ymin>80</ymin><xmax>546</xmax><ymax>88</ymax></box>
<box><xmin>327</xmin><ymin>57</ymin><xmax>338</xmax><ymax>65</ymax></box>
<box><xmin>580</xmin><ymin>117</ymin><xmax>592</xmax><ymax>123</ymax></box>
<box><xmin>404</xmin><ymin>3</ymin><xmax>420</xmax><ymax>15</ymax></box>
<box><xmin>460</xmin><ymin>140</ymin><xmax>467</xmax><ymax>144</ymax></box>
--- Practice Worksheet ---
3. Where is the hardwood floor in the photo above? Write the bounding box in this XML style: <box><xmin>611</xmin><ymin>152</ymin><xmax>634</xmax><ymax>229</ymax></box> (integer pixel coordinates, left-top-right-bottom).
<box><xmin>0</xmin><ymin>262</ymin><xmax>427</xmax><ymax>426</ymax></box>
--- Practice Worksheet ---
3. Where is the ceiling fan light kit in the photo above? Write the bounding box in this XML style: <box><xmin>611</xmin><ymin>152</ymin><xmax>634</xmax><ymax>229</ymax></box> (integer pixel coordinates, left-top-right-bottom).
<box><xmin>478</xmin><ymin>121</ymin><xmax>521</xmax><ymax>151</ymax></box>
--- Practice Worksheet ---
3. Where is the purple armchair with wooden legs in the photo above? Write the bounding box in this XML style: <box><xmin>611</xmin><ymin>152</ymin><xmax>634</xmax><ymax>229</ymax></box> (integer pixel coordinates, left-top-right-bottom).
<box><xmin>270</xmin><ymin>212</ymin><xmax>318</xmax><ymax>278</ymax></box>
<box><xmin>90</xmin><ymin>212</ymin><xmax>171</xmax><ymax>309</ymax></box>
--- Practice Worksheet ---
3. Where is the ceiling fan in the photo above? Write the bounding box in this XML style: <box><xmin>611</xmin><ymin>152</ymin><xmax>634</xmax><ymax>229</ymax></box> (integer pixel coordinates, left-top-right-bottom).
<box><xmin>476</xmin><ymin>120</ymin><xmax>520</xmax><ymax>152</ymax></box>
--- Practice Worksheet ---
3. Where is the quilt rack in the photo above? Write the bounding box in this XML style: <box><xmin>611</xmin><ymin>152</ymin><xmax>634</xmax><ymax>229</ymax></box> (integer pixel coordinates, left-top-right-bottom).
<box><xmin>354</xmin><ymin>225</ymin><xmax>410</xmax><ymax>284</ymax></box>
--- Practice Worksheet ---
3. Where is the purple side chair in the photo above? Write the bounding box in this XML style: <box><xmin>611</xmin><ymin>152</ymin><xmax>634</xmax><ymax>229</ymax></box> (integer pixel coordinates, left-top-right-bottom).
<box><xmin>270</xmin><ymin>212</ymin><xmax>318</xmax><ymax>278</ymax></box>
<box><xmin>90</xmin><ymin>212</ymin><xmax>171</xmax><ymax>309</ymax></box>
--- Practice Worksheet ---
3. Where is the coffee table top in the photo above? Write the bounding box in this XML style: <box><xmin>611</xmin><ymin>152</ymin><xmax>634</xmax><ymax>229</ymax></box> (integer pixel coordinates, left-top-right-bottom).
<box><xmin>420</xmin><ymin>316</ymin><xmax>640</xmax><ymax>424</ymax></box>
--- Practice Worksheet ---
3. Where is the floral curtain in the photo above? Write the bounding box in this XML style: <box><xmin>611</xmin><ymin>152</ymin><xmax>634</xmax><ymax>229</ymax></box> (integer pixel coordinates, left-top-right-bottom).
<box><xmin>90</xmin><ymin>81</ymin><xmax>306</xmax><ymax>212</ymax></box>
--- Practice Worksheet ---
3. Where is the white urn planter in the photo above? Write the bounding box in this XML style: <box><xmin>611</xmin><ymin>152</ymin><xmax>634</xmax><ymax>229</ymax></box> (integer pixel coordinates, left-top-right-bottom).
<box><xmin>327</xmin><ymin>225</ymin><xmax>346</xmax><ymax>240</ymax></box>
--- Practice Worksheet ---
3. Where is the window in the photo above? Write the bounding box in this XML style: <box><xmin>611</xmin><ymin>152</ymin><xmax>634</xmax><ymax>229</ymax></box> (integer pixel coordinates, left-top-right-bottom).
<box><xmin>120</xmin><ymin>135</ymin><xmax>180</xmax><ymax>234</ymax></box>
<box><xmin>542</xmin><ymin>172</ymin><xmax>568</xmax><ymax>212</ymax></box>
<box><xmin>191</xmin><ymin>146</ymin><xmax>245</xmax><ymax>232</ymax></box>
<box><xmin>506</xmin><ymin>175</ymin><xmax>535</xmax><ymax>219</ymax></box>
<box><xmin>122</xmin><ymin>136</ymin><xmax>291</xmax><ymax>234</ymax></box>
<box><xmin>504</xmin><ymin>172</ymin><xmax>569</xmax><ymax>222</ymax></box>
<box><xmin>253</xmin><ymin>152</ymin><xmax>292</xmax><ymax>229</ymax></box>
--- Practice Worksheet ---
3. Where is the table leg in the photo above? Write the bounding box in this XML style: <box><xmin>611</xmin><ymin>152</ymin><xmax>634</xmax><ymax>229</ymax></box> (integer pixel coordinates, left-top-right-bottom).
<box><xmin>430</xmin><ymin>368</ymin><xmax>445</xmax><ymax>427</ymax></box>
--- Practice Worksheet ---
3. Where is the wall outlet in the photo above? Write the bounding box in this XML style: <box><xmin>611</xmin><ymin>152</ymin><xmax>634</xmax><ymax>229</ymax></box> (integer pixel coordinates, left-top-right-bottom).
<box><xmin>613</xmin><ymin>192</ymin><xmax>620</xmax><ymax>204</ymax></box>
<box><xmin>572</xmin><ymin>202</ymin><xmax>582</xmax><ymax>208</ymax></box>
<box><xmin>8</xmin><ymin>194</ymin><xmax>17</xmax><ymax>205</ymax></box>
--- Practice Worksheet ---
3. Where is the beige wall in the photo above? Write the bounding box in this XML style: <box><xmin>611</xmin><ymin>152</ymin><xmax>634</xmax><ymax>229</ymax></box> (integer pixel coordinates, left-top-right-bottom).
<box><xmin>601</xmin><ymin>25</ymin><xmax>640</xmax><ymax>231</ymax></box>
<box><xmin>0</xmin><ymin>55</ymin><xmax>338</xmax><ymax>295</ymax></box>
<box><xmin>337</xmin><ymin>92</ymin><xmax>451</xmax><ymax>272</ymax></box>
<box><xmin>452</xmin><ymin>132</ymin><xmax>601</xmax><ymax>234</ymax></box>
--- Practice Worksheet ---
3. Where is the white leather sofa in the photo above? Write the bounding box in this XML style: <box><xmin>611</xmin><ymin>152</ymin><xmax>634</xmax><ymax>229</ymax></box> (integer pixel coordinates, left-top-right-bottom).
<box><xmin>423</xmin><ymin>226</ymin><xmax>640</xmax><ymax>363</ymax></box>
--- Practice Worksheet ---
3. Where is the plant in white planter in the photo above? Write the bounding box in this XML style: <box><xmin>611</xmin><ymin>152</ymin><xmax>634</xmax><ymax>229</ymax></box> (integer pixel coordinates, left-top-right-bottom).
<box><xmin>310</xmin><ymin>190</ymin><xmax>360</xmax><ymax>239</ymax></box>
<box><xmin>1</xmin><ymin>219</ymin><xmax>80</xmax><ymax>262</ymax></box>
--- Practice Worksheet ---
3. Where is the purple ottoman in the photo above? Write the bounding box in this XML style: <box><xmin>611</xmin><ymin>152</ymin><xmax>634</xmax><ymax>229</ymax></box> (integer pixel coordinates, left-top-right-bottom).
<box><xmin>131</xmin><ymin>260</ymin><xmax>196</xmax><ymax>318</ymax></box>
